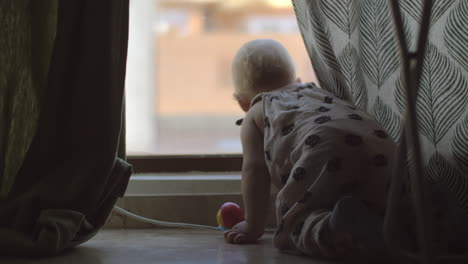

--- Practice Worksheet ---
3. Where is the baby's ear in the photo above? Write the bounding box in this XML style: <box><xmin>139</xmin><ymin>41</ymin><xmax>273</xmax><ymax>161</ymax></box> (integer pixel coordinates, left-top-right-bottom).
<box><xmin>295</xmin><ymin>77</ymin><xmax>302</xmax><ymax>83</ymax></box>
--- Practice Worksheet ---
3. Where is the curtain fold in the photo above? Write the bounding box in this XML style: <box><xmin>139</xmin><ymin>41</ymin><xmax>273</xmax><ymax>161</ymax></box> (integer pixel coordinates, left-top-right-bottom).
<box><xmin>0</xmin><ymin>0</ymin><xmax>57</xmax><ymax>198</ymax></box>
<box><xmin>292</xmin><ymin>0</ymin><xmax>468</xmax><ymax>213</ymax></box>
<box><xmin>0</xmin><ymin>0</ymin><xmax>132</xmax><ymax>257</ymax></box>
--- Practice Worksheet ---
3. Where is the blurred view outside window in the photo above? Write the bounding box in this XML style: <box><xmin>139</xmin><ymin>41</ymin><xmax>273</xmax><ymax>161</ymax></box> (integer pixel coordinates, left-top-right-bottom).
<box><xmin>126</xmin><ymin>0</ymin><xmax>316</xmax><ymax>155</ymax></box>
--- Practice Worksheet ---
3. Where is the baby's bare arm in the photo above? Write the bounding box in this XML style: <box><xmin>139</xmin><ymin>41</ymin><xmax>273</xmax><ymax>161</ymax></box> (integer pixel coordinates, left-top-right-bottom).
<box><xmin>240</xmin><ymin>103</ymin><xmax>270</xmax><ymax>238</ymax></box>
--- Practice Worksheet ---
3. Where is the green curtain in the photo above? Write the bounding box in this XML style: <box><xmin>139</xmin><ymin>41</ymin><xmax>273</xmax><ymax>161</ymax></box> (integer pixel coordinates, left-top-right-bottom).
<box><xmin>292</xmin><ymin>0</ymin><xmax>468</xmax><ymax>213</ymax></box>
<box><xmin>0</xmin><ymin>0</ymin><xmax>132</xmax><ymax>257</ymax></box>
<box><xmin>0</xmin><ymin>0</ymin><xmax>57</xmax><ymax>197</ymax></box>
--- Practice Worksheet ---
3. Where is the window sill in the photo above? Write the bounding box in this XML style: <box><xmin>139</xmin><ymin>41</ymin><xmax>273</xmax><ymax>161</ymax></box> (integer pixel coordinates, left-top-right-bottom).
<box><xmin>125</xmin><ymin>172</ymin><xmax>242</xmax><ymax>196</ymax></box>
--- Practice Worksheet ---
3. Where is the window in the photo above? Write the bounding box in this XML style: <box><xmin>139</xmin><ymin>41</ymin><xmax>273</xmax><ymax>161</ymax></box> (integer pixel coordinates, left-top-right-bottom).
<box><xmin>125</xmin><ymin>0</ymin><xmax>316</xmax><ymax>171</ymax></box>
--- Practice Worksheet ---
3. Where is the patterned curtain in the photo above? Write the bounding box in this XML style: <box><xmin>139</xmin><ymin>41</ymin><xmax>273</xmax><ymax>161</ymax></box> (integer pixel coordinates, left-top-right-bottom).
<box><xmin>292</xmin><ymin>0</ymin><xmax>468</xmax><ymax>213</ymax></box>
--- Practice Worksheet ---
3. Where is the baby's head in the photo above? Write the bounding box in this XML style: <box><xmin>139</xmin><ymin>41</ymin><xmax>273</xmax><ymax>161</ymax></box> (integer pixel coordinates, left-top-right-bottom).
<box><xmin>232</xmin><ymin>39</ymin><xmax>297</xmax><ymax>112</ymax></box>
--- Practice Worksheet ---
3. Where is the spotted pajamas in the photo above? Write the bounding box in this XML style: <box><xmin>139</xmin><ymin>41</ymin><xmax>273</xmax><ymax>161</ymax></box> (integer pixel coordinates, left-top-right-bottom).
<box><xmin>251</xmin><ymin>83</ymin><xmax>397</xmax><ymax>257</ymax></box>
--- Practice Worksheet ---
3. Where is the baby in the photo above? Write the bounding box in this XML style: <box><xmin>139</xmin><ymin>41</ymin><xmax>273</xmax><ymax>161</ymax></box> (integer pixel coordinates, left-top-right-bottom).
<box><xmin>224</xmin><ymin>39</ymin><xmax>397</xmax><ymax>259</ymax></box>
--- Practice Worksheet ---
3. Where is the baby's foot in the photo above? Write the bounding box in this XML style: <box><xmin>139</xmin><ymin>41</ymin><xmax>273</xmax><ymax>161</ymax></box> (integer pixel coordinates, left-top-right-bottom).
<box><xmin>329</xmin><ymin>230</ymin><xmax>357</xmax><ymax>257</ymax></box>
<box><xmin>328</xmin><ymin>196</ymin><xmax>387</xmax><ymax>257</ymax></box>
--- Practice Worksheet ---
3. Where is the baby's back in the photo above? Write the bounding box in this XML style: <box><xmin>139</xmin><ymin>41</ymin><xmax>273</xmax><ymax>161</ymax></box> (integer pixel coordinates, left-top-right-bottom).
<box><xmin>259</xmin><ymin>82</ymin><xmax>396</xmax><ymax>214</ymax></box>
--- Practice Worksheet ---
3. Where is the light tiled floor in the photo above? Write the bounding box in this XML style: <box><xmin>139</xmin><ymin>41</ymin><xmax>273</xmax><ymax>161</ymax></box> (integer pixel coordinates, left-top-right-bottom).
<box><xmin>0</xmin><ymin>229</ymin><xmax>341</xmax><ymax>264</ymax></box>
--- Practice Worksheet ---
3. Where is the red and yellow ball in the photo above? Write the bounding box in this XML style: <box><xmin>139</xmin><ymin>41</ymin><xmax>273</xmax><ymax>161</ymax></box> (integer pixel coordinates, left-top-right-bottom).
<box><xmin>216</xmin><ymin>202</ymin><xmax>244</xmax><ymax>230</ymax></box>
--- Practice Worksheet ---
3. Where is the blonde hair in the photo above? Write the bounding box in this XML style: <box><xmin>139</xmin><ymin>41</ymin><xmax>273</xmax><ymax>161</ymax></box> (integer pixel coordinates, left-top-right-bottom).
<box><xmin>232</xmin><ymin>39</ymin><xmax>296</xmax><ymax>102</ymax></box>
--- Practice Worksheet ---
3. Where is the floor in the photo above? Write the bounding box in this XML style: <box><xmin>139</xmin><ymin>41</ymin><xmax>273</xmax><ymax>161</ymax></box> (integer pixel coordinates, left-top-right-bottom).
<box><xmin>0</xmin><ymin>229</ymin><xmax>341</xmax><ymax>264</ymax></box>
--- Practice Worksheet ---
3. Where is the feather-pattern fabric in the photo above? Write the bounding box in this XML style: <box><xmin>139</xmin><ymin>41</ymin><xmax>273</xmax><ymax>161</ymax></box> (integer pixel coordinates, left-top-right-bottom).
<box><xmin>372</xmin><ymin>96</ymin><xmax>401</xmax><ymax>142</ymax></box>
<box><xmin>293</xmin><ymin>0</ymin><xmax>468</xmax><ymax>212</ymax></box>
<box><xmin>417</xmin><ymin>44</ymin><xmax>468</xmax><ymax>145</ymax></box>
<box><xmin>338</xmin><ymin>43</ymin><xmax>368</xmax><ymax>110</ymax></box>
<box><xmin>359</xmin><ymin>0</ymin><xmax>399</xmax><ymax>88</ymax></box>
<box><xmin>320</xmin><ymin>0</ymin><xmax>359</xmax><ymax>37</ymax></box>
<box><xmin>425</xmin><ymin>152</ymin><xmax>468</xmax><ymax>212</ymax></box>
<box><xmin>395</xmin><ymin>44</ymin><xmax>468</xmax><ymax>146</ymax></box>
<box><xmin>444</xmin><ymin>0</ymin><xmax>468</xmax><ymax>70</ymax></box>
<box><xmin>453</xmin><ymin>116</ymin><xmax>468</xmax><ymax>173</ymax></box>
<box><xmin>308</xmin><ymin>1</ymin><xmax>342</xmax><ymax>74</ymax></box>
<box><xmin>400</xmin><ymin>0</ymin><xmax>455</xmax><ymax>25</ymax></box>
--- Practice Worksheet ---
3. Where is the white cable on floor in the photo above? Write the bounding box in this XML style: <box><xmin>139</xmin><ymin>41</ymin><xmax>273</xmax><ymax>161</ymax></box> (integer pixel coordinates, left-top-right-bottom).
<box><xmin>113</xmin><ymin>206</ymin><xmax>220</xmax><ymax>230</ymax></box>
<box><xmin>113</xmin><ymin>206</ymin><xmax>276</xmax><ymax>233</ymax></box>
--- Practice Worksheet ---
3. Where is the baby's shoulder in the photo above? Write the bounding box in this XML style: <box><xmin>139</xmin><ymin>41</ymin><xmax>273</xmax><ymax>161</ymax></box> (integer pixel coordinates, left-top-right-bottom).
<box><xmin>246</xmin><ymin>101</ymin><xmax>265</xmax><ymax>133</ymax></box>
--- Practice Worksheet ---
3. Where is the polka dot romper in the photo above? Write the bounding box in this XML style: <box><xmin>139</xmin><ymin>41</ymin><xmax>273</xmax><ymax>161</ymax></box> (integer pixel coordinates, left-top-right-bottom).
<box><xmin>250</xmin><ymin>82</ymin><xmax>397</xmax><ymax>257</ymax></box>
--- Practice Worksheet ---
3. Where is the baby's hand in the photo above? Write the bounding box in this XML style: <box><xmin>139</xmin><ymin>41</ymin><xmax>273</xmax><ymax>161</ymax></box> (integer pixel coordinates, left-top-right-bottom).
<box><xmin>223</xmin><ymin>221</ymin><xmax>263</xmax><ymax>244</ymax></box>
